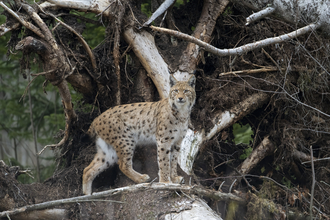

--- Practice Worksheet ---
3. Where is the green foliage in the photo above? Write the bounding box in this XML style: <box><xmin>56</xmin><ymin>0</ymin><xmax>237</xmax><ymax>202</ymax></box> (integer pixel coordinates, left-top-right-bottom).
<box><xmin>141</xmin><ymin>1</ymin><xmax>152</xmax><ymax>17</ymax></box>
<box><xmin>281</xmin><ymin>177</ymin><xmax>292</xmax><ymax>188</ymax></box>
<box><xmin>223</xmin><ymin>6</ymin><xmax>233</xmax><ymax>16</ymax></box>
<box><xmin>233</xmin><ymin>123</ymin><xmax>254</xmax><ymax>145</ymax></box>
<box><xmin>174</xmin><ymin>0</ymin><xmax>189</xmax><ymax>8</ymax></box>
<box><xmin>232</xmin><ymin>123</ymin><xmax>254</xmax><ymax>160</ymax></box>
<box><xmin>0</xmin><ymin>12</ymin><xmax>63</xmax><ymax>182</ymax></box>
<box><xmin>239</xmin><ymin>146</ymin><xmax>253</xmax><ymax>160</ymax></box>
<box><xmin>260</xmin><ymin>166</ymin><xmax>266</xmax><ymax>174</ymax></box>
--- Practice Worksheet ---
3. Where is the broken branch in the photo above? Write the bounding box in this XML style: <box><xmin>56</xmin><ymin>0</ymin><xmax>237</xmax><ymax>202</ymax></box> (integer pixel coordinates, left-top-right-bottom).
<box><xmin>245</xmin><ymin>7</ymin><xmax>275</xmax><ymax>25</ymax></box>
<box><xmin>237</xmin><ymin>136</ymin><xmax>275</xmax><ymax>175</ymax></box>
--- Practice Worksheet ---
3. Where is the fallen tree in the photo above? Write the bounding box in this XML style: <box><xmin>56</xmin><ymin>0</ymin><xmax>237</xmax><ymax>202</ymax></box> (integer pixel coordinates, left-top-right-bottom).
<box><xmin>1</xmin><ymin>0</ymin><xmax>330</xmax><ymax>219</ymax></box>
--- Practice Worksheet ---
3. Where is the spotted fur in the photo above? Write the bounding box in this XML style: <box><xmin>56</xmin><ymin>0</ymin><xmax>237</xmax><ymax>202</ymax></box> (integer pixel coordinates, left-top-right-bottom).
<box><xmin>82</xmin><ymin>75</ymin><xmax>196</xmax><ymax>195</ymax></box>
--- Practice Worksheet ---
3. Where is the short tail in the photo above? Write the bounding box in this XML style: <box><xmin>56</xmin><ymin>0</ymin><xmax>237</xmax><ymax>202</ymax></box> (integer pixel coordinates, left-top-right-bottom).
<box><xmin>81</xmin><ymin>124</ymin><xmax>96</xmax><ymax>143</ymax></box>
<box><xmin>87</xmin><ymin>125</ymin><xmax>96</xmax><ymax>138</ymax></box>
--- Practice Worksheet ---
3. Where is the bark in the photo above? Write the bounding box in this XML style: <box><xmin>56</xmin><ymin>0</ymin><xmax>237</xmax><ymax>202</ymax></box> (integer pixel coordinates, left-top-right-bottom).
<box><xmin>237</xmin><ymin>136</ymin><xmax>275</xmax><ymax>175</ymax></box>
<box><xmin>123</xmin><ymin>28</ymin><xmax>170</xmax><ymax>98</ymax></box>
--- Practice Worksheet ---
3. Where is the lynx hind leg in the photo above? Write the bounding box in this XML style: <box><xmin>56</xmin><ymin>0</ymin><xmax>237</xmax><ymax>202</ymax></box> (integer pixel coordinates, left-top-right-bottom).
<box><xmin>170</xmin><ymin>144</ymin><xmax>184</xmax><ymax>184</ymax></box>
<box><xmin>117</xmin><ymin>151</ymin><xmax>150</xmax><ymax>183</ymax></box>
<box><xmin>82</xmin><ymin>137</ymin><xmax>118</xmax><ymax>195</ymax></box>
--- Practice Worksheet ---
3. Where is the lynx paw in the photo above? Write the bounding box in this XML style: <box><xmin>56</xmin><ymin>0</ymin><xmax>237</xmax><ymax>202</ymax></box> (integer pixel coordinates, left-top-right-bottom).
<box><xmin>172</xmin><ymin>176</ymin><xmax>184</xmax><ymax>184</ymax></box>
<box><xmin>138</xmin><ymin>174</ymin><xmax>150</xmax><ymax>183</ymax></box>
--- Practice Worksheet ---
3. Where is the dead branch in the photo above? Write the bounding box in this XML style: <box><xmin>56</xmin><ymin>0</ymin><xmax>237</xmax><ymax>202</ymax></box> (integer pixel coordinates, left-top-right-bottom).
<box><xmin>45</xmin><ymin>0</ymin><xmax>111</xmax><ymax>16</ymax></box>
<box><xmin>206</xmin><ymin>93</ymin><xmax>269</xmax><ymax>140</ymax></box>
<box><xmin>0</xmin><ymin>183</ymin><xmax>245</xmax><ymax>218</ymax></box>
<box><xmin>310</xmin><ymin>146</ymin><xmax>316</xmax><ymax>219</ymax></box>
<box><xmin>237</xmin><ymin>136</ymin><xmax>275</xmax><ymax>175</ymax></box>
<box><xmin>150</xmin><ymin>22</ymin><xmax>320</xmax><ymax>57</ymax></box>
<box><xmin>113</xmin><ymin>3</ymin><xmax>125</xmax><ymax>105</ymax></box>
<box><xmin>142</xmin><ymin>0</ymin><xmax>176</xmax><ymax>27</ymax></box>
<box><xmin>302</xmin><ymin>157</ymin><xmax>330</xmax><ymax>164</ymax></box>
<box><xmin>175</xmin><ymin>0</ymin><xmax>230</xmax><ymax>76</ymax></box>
<box><xmin>219</xmin><ymin>67</ymin><xmax>282</xmax><ymax>76</ymax></box>
<box><xmin>245</xmin><ymin>7</ymin><xmax>275</xmax><ymax>25</ymax></box>
<box><xmin>292</xmin><ymin>149</ymin><xmax>316</xmax><ymax>163</ymax></box>
<box><xmin>123</xmin><ymin>28</ymin><xmax>170</xmax><ymax>98</ymax></box>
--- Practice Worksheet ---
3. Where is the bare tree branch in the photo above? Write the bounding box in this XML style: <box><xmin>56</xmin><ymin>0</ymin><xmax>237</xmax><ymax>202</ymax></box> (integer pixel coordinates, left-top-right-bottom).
<box><xmin>150</xmin><ymin>22</ymin><xmax>321</xmax><ymax>57</ymax></box>
<box><xmin>245</xmin><ymin>7</ymin><xmax>275</xmax><ymax>25</ymax></box>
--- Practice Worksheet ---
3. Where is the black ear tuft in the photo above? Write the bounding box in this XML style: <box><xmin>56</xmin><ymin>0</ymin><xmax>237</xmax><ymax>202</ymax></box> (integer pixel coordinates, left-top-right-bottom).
<box><xmin>170</xmin><ymin>75</ymin><xmax>177</xmax><ymax>87</ymax></box>
<box><xmin>188</xmin><ymin>75</ymin><xmax>196</xmax><ymax>88</ymax></box>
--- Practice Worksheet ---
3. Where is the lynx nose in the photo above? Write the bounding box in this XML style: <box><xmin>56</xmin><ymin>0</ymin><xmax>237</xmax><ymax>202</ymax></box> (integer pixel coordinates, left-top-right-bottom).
<box><xmin>178</xmin><ymin>97</ymin><xmax>185</xmax><ymax>103</ymax></box>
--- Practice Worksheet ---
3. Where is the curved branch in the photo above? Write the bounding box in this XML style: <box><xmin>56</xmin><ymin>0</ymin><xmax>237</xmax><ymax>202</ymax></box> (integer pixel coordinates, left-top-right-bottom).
<box><xmin>151</xmin><ymin>22</ymin><xmax>321</xmax><ymax>57</ymax></box>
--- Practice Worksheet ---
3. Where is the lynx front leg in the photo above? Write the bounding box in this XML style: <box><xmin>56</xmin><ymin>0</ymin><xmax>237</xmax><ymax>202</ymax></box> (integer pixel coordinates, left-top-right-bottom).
<box><xmin>170</xmin><ymin>143</ymin><xmax>184</xmax><ymax>184</ymax></box>
<box><xmin>157</xmin><ymin>142</ymin><xmax>172</xmax><ymax>183</ymax></box>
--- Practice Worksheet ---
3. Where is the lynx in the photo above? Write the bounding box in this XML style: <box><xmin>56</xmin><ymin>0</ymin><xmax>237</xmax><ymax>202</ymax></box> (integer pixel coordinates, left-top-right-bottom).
<box><xmin>82</xmin><ymin>75</ymin><xmax>196</xmax><ymax>195</ymax></box>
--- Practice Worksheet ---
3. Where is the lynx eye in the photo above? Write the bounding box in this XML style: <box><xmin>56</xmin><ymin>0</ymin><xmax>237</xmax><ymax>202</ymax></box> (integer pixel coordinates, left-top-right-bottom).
<box><xmin>174</xmin><ymin>89</ymin><xmax>178</xmax><ymax>93</ymax></box>
<box><xmin>184</xmin><ymin>90</ymin><xmax>190</xmax><ymax>93</ymax></box>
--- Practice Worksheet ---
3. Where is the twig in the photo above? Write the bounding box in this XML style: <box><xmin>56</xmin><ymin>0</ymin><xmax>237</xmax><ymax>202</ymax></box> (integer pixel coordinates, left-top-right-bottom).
<box><xmin>261</xmin><ymin>48</ymin><xmax>283</xmax><ymax>74</ymax></box>
<box><xmin>229</xmin><ymin>179</ymin><xmax>237</xmax><ymax>193</ymax></box>
<box><xmin>302</xmin><ymin>157</ymin><xmax>330</xmax><ymax>164</ymax></box>
<box><xmin>310</xmin><ymin>146</ymin><xmax>315</xmax><ymax>219</ymax></box>
<box><xmin>19</xmin><ymin>75</ymin><xmax>39</xmax><ymax>102</ymax></box>
<box><xmin>150</xmin><ymin>22</ymin><xmax>321</xmax><ymax>57</ymax></box>
<box><xmin>219</xmin><ymin>67</ymin><xmax>281</xmax><ymax>76</ymax></box>
<box><xmin>0</xmin><ymin>183</ymin><xmax>245</xmax><ymax>218</ymax></box>
<box><xmin>30</xmin><ymin>68</ymin><xmax>57</xmax><ymax>76</ymax></box>
<box><xmin>37</xmin><ymin>8</ymin><xmax>97</xmax><ymax>71</ymax></box>
<box><xmin>246</xmin><ymin>7</ymin><xmax>276</xmax><ymax>25</ymax></box>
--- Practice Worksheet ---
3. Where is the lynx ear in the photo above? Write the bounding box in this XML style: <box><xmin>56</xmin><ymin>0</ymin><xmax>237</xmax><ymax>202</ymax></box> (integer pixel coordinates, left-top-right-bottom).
<box><xmin>170</xmin><ymin>75</ymin><xmax>177</xmax><ymax>87</ymax></box>
<box><xmin>188</xmin><ymin>75</ymin><xmax>196</xmax><ymax>88</ymax></box>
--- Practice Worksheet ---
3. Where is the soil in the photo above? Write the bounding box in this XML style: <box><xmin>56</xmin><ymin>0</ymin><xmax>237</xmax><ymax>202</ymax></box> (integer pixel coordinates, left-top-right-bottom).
<box><xmin>1</xmin><ymin>0</ymin><xmax>330</xmax><ymax>219</ymax></box>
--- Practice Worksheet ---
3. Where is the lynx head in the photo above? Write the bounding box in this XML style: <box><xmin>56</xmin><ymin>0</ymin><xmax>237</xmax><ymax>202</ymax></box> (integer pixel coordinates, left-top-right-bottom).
<box><xmin>169</xmin><ymin>75</ymin><xmax>196</xmax><ymax>111</ymax></box>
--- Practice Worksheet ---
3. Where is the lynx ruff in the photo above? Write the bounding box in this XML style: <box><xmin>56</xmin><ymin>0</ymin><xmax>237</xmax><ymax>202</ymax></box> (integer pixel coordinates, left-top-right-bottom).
<box><xmin>82</xmin><ymin>75</ymin><xmax>196</xmax><ymax>195</ymax></box>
